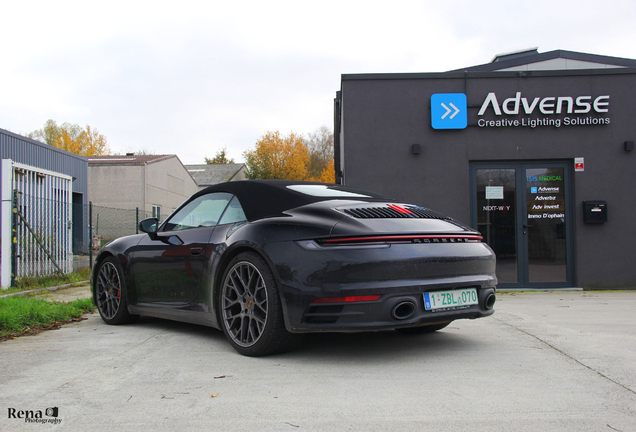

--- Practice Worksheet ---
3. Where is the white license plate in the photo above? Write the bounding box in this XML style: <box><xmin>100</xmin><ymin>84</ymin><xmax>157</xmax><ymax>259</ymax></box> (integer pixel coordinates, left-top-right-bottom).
<box><xmin>424</xmin><ymin>288</ymin><xmax>478</xmax><ymax>311</ymax></box>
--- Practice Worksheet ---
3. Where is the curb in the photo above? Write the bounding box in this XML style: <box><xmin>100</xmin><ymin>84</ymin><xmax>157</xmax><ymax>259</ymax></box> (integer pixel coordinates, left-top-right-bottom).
<box><xmin>0</xmin><ymin>280</ymin><xmax>91</xmax><ymax>299</ymax></box>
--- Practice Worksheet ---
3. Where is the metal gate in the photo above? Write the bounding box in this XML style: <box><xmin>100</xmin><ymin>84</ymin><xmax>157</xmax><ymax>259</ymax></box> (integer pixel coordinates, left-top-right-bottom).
<box><xmin>1</xmin><ymin>159</ymin><xmax>73</xmax><ymax>287</ymax></box>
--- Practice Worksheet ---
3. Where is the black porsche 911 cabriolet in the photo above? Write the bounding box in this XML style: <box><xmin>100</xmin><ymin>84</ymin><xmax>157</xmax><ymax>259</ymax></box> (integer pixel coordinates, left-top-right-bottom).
<box><xmin>92</xmin><ymin>180</ymin><xmax>497</xmax><ymax>356</ymax></box>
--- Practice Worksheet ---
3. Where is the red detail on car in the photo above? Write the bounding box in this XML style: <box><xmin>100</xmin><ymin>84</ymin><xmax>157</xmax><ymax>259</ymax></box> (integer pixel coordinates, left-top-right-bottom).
<box><xmin>387</xmin><ymin>204</ymin><xmax>413</xmax><ymax>214</ymax></box>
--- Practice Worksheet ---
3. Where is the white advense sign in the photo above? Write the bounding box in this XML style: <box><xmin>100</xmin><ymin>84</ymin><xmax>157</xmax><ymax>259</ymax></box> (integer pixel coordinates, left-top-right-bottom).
<box><xmin>476</xmin><ymin>92</ymin><xmax>610</xmax><ymax>128</ymax></box>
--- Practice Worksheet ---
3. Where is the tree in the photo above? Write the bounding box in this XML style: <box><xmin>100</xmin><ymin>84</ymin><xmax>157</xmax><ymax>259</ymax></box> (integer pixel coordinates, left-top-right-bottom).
<box><xmin>205</xmin><ymin>147</ymin><xmax>235</xmax><ymax>164</ymax></box>
<box><xmin>29</xmin><ymin>119</ymin><xmax>110</xmax><ymax>156</ymax></box>
<box><xmin>243</xmin><ymin>131</ymin><xmax>310</xmax><ymax>180</ymax></box>
<box><xmin>318</xmin><ymin>158</ymin><xmax>335</xmax><ymax>183</ymax></box>
<box><xmin>122</xmin><ymin>147</ymin><xmax>156</xmax><ymax>156</ymax></box>
<box><xmin>305</xmin><ymin>126</ymin><xmax>334</xmax><ymax>180</ymax></box>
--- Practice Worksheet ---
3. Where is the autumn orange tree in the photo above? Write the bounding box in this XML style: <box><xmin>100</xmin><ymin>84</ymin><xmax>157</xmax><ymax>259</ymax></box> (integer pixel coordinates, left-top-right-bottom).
<box><xmin>243</xmin><ymin>129</ymin><xmax>335</xmax><ymax>183</ymax></box>
<box><xmin>318</xmin><ymin>158</ymin><xmax>335</xmax><ymax>183</ymax></box>
<box><xmin>29</xmin><ymin>119</ymin><xmax>110</xmax><ymax>156</ymax></box>
<box><xmin>243</xmin><ymin>131</ymin><xmax>311</xmax><ymax>180</ymax></box>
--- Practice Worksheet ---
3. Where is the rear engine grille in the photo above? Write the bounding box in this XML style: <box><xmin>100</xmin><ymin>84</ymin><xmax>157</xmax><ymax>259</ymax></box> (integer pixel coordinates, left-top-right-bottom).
<box><xmin>343</xmin><ymin>205</ymin><xmax>452</xmax><ymax>220</ymax></box>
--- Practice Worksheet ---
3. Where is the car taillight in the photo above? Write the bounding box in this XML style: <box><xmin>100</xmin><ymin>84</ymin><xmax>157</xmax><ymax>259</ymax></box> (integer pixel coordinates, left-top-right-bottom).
<box><xmin>310</xmin><ymin>295</ymin><xmax>381</xmax><ymax>304</ymax></box>
<box><xmin>320</xmin><ymin>235</ymin><xmax>483</xmax><ymax>245</ymax></box>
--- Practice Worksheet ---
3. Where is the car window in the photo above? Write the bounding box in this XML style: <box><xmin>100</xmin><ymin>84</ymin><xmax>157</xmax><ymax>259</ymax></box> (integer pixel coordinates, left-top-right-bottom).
<box><xmin>163</xmin><ymin>192</ymin><xmax>233</xmax><ymax>231</ymax></box>
<box><xmin>218</xmin><ymin>196</ymin><xmax>247</xmax><ymax>225</ymax></box>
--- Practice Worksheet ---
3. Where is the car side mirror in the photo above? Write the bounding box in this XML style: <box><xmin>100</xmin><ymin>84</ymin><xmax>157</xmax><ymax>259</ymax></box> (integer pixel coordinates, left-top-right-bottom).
<box><xmin>139</xmin><ymin>218</ymin><xmax>159</xmax><ymax>240</ymax></box>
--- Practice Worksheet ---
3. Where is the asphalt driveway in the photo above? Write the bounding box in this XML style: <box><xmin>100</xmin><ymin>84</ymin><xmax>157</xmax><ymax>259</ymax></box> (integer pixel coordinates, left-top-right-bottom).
<box><xmin>1</xmin><ymin>290</ymin><xmax>635</xmax><ymax>431</ymax></box>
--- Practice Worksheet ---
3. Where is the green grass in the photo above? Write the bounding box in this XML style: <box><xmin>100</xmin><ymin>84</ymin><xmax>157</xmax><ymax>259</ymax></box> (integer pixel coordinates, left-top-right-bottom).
<box><xmin>0</xmin><ymin>296</ymin><xmax>96</xmax><ymax>338</ymax></box>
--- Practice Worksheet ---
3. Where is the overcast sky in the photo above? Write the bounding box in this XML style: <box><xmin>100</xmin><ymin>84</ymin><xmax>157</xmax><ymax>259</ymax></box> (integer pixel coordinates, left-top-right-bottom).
<box><xmin>2</xmin><ymin>0</ymin><xmax>636</xmax><ymax>164</ymax></box>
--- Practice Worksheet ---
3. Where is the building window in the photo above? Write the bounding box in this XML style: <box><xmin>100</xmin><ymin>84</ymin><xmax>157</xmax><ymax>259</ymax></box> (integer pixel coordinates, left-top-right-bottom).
<box><xmin>152</xmin><ymin>205</ymin><xmax>161</xmax><ymax>220</ymax></box>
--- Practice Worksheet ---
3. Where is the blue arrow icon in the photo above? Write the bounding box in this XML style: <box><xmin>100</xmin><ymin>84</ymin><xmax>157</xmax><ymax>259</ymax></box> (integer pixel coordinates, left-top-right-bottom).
<box><xmin>431</xmin><ymin>93</ymin><xmax>467</xmax><ymax>129</ymax></box>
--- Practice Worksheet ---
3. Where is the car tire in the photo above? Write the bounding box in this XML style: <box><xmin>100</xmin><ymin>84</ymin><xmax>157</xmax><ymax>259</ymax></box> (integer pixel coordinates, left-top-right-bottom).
<box><xmin>219</xmin><ymin>252</ymin><xmax>299</xmax><ymax>356</ymax></box>
<box><xmin>94</xmin><ymin>256</ymin><xmax>139</xmax><ymax>325</ymax></box>
<box><xmin>395</xmin><ymin>322</ymin><xmax>451</xmax><ymax>334</ymax></box>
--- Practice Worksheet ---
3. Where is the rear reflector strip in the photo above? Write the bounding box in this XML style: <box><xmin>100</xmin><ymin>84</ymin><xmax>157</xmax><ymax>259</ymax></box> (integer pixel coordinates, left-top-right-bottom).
<box><xmin>310</xmin><ymin>295</ymin><xmax>381</xmax><ymax>304</ymax></box>
<box><xmin>321</xmin><ymin>235</ymin><xmax>483</xmax><ymax>244</ymax></box>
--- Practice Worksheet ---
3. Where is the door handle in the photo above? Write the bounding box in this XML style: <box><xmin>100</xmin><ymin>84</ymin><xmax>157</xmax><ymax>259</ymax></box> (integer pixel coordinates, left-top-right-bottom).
<box><xmin>190</xmin><ymin>247</ymin><xmax>203</xmax><ymax>256</ymax></box>
<box><xmin>523</xmin><ymin>224</ymin><xmax>533</xmax><ymax>229</ymax></box>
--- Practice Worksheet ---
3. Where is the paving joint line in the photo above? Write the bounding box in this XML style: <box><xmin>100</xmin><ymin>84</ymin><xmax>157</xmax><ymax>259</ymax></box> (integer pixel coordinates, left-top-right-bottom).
<box><xmin>57</xmin><ymin>329</ymin><xmax>163</xmax><ymax>390</ymax></box>
<box><xmin>494</xmin><ymin>317</ymin><xmax>636</xmax><ymax>397</ymax></box>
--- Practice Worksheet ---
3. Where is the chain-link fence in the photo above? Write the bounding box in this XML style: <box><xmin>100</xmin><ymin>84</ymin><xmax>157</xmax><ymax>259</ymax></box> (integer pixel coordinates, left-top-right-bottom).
<box><xmin>75</xmin><ymin>204</ymin><xmax>153</xmax><ymax>272</ymax></box>
<box><xmin>91</xmin><ymin>205</ymin><xmax>152</xmax><ymax>247</ymax></box>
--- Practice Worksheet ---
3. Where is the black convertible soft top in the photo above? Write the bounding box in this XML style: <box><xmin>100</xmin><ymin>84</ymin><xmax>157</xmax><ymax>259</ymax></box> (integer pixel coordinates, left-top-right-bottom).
<box><xmin>190</xmin><ymin>180</ymin><xmax>390</xmax><ymax>221</ymax></box>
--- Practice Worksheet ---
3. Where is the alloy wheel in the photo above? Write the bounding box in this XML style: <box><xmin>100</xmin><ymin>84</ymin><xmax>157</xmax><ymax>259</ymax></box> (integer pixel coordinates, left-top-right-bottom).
<box><xmin>96</xmin><ymin>261</ymin><xmax>122</xmax><ymax>320</ymax></box>
<box><xmin>221</xmin><ymin>261</ymin><xmax>268</xmax><ymax>347</ymax></box>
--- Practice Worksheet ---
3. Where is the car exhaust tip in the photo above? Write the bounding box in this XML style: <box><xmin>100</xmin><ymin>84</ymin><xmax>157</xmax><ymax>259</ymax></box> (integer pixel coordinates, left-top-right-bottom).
<box><xmin>485</xmin><ymin>293</ymin><xmax>496</xmax><ymax>310</ymax></box>
<box><xmin>391</xmin><ymin>301</ymin><xmax>416</xmax><ymax>320</ymax></box>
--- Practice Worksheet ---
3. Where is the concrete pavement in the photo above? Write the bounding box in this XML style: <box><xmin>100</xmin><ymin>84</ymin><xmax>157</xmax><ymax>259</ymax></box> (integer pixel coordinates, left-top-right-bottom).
<box><xmin>1</xmin><ymin>290</ymin><xmax>635</xmax><ymax>431</ymax></box>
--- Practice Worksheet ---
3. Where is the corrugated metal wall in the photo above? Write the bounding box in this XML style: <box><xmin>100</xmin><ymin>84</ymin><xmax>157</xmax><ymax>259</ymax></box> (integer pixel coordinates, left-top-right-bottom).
<box><xmin>0</xmin><ymin>128</ymin><xmax>88</xmax><ymax>196</ymax></box>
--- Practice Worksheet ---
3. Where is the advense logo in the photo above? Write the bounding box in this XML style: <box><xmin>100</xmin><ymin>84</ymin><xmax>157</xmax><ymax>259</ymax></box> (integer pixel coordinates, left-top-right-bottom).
<box><xmin>431</xmin><ymin>94</ymin><xmax>467</xmax><ymax>130</ymax></box>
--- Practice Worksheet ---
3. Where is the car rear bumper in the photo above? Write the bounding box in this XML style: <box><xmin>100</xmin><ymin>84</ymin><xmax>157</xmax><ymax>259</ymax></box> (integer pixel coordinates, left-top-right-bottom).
<box><xmin>286</xmin><ymin>284</ymin><xmax>495</xmax><ymax>332</ymax></box>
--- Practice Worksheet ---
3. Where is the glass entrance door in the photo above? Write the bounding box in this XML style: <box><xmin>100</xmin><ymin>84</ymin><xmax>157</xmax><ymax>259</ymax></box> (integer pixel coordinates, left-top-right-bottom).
<box><xmin>471</xmin><ymin>162</ymin><xmax>573</xmax><ymax>288</ymax></box>
<box><xmin>475</xmin><ymin>168</ymin><xmax>518</xmax><ymax>284</ymax></box>
<box><xmin>525</xmin><ymin>167</ymin><xmax>567</xmax><ymax>283</ymax></box>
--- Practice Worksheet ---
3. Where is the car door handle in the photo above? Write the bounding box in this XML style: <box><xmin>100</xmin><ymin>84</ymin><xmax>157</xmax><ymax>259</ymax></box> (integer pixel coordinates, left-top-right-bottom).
<box><xmin>190</xmin><ymin>247</ymin><xmax>203</xmax><ymax>256</ymax></box>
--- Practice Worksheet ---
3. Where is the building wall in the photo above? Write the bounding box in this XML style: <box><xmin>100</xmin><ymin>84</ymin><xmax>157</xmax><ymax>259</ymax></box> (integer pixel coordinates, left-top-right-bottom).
<box><xmin>88</xmin><ymin>164</ymin><xmax>144</xmax><ymax>210</ymax></box>
<box><xmin>88</xmin><ymin>157</ymin><xmax>198</xmax><ymax>214</ymax></box>
<box><xmin>145</xmin><ymin>157</ymin><xmax>198</xmax><ymax>215</ymax></box>
<box><xmin>232</xmin><ymin>166</ymin><xmax>247</xmax><ymax>182</ymax></box>
<box><xmin>88</xmin><ymin>156</ymin><xmax>197</xmax><ymax>241</ymax></box>
<box><xmin>340</xmin><ymin>69</ymin><xmax>636</xmax><ymax>288</ymax></box>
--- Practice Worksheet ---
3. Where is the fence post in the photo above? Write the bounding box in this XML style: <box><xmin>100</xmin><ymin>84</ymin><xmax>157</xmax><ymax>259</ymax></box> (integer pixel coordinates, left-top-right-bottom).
<box><xmin>136</xmin><ymin>207</ymin><xmax>139</xmax><ymax>234</ymax></box>
<box><xmin>1</xmin><ymin>159</ymin><xmax>13</xmax><ymax>289</ymax></box>
<box><xmin>11</xmin><ymin>190</ymin><xmax>19</xmax><ymax>287</ymax></box>
<box><xmin>89</xmin><ymin>202</ymin><xmax>93</xmax><ymax>270</ymax></box>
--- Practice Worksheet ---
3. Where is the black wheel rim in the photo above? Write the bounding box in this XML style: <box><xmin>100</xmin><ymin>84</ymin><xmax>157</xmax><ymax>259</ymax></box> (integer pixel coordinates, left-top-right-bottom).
<box><xmin>96</xmin><ymin>262</ymin><xmax>121</xmax><ymax>319</ymax></box>
<box><xmin>222</xmin><ymin>261</ymin><xmax>268</xmax><ymax>347</ymax></box>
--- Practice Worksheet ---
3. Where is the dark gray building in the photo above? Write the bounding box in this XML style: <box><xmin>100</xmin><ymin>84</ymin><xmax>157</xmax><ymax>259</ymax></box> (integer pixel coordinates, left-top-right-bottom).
<box><xmin>335</xmin><ymin>49</ymin><xmax>636</xmax><ymax>289</ymax></box>
<box><xmin>1</xmin><ymin>128</ymin><xmax>88</xmax><ymax>286</ymax></box>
